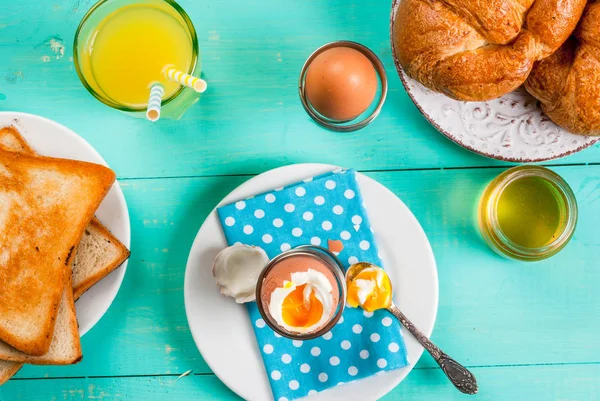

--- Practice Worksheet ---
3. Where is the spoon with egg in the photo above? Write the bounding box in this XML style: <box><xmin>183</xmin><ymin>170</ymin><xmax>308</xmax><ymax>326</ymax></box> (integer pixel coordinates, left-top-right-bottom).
<box><xmin>346</xmin><ymin>262</ymin><xmax>478</xmax><ymax>395</ymax></box>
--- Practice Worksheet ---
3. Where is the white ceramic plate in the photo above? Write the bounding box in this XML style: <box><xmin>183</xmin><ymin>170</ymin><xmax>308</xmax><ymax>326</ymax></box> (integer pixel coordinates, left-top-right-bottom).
<box><xmin>0</xmin><ymin>112</ymin><xmax>130</xmax><ymax>337</ymax></box>
<box><xmin>390</xmin><ymin>0</ymin><xmax>598</xmax><ymax>162</ymax></box>
<box><xmin>185</xmin><ymin>163</ymin><xmax>438</xmax><ymax>401</ymax></box>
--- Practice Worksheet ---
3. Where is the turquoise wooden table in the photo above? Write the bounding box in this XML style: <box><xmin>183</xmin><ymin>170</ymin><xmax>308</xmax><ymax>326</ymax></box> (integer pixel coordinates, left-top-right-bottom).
<box><xmin>1</xmin><ymin>0</ymin><xmax>600</xmax><ymax>400</ymax></box>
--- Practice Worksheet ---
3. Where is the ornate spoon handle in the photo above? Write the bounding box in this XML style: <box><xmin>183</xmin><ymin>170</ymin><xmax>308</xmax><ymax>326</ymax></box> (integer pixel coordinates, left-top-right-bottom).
<box><xmin>387</xmin><ymin>303</ymin><xmax>478</xmax><ymax>395</ymax></box>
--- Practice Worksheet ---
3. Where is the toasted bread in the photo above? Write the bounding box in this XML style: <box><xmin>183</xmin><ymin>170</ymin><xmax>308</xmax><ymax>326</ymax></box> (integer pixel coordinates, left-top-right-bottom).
<box><xmin>0</xmin><ymin>129</ymin><xmax>28</xmax><ymax>378</ymax></box>
<box><xmin>0</xmin><ymin>127</ymin><xmax>35</xmax><ymax>154</ymax></box>
<box><xmin>0</xmin><ymin>126</ymin><xmax>130</xmax><ymax>301</ymax></box>
<box><xmin>0</xmin><ymin>268</ymin><xmax>82</xmax><ymax>364</ymax></box>
<box><xmin>0</xmin><ymin>126</ymin><xmax>128</xmax><ymax>384</ymax></box>
<box><xmin>73</xmin><ymin>218</ymin><xmax>130</xmax><ymax>300</ymax></box>
<box><xmin>0</xmin><ymin>149</ymin><xmax>115</xmax><ymax>355</ymax></box>
<box><xmin>0</xmin><ymin>360</ymin><xmax>22</xmax><ymax>386</ymax></box>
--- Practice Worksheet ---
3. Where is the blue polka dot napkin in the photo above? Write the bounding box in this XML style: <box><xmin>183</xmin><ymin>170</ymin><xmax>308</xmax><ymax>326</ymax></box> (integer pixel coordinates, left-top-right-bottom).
<box><xmin>217</xmin><ymin>169</ymin><xmax>409</xmax><ymax>401</ymax></box>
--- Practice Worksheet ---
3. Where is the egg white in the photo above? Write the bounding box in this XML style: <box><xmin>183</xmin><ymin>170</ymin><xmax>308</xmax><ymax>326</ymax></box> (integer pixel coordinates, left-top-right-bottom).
<box><xmin>351</xmin><ymin>267</ymin><xmax>385</xmax><ymax>307</ymax></box>
<box><xmin>354</xmin><ymin>278</ymin><xmax>376</xmax><ymax>305</ymax></box>
<box><xmin>268</xmin><ymin>269</ymin><xmax>334</xmax><ymax>334</ymax></box>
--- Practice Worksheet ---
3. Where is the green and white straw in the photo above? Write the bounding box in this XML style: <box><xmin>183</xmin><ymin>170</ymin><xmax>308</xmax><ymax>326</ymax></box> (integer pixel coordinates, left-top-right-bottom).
<box><xmin>146</xmin><ymin>83</ymin><xmax>164</xmax><ymax>122</ymax></box>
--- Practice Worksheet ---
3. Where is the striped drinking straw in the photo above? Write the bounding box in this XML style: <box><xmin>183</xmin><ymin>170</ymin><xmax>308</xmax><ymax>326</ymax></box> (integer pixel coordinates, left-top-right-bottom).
<box><xmin>163</xmin><ymin>65</ymin><xmax>207</xmax><ymax>93</ymax></box>
<box><xmin>146</xmin><ymin>83</ymin><xmax>164</xmax><ymax>122</ymax></box>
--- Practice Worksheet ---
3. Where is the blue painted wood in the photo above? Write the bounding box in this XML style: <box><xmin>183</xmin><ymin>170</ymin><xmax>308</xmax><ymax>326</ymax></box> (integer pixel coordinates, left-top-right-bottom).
<box><xmin>0</xmin><ymin>0</ymin><xmax>598</xmax><ymax>180</ymax></box>
<box><xmin>1</xmin><ymin>0</ymin><xmax>599</xmax><ymax>399</ymax></box>
<box><xmin>0</xmin><ymin>167</ymin><xmax>596</xmax><ymax>400</ymax></box>
<box><xmin>4</xmin><ymin>364</ymin><xmax>600</xmax><ymax>400</ymax></box>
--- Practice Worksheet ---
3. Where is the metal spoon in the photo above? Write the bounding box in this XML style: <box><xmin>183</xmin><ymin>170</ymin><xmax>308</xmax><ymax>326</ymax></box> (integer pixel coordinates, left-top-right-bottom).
<box><xmin>346</xmin><ymin>262</ymin><xmax>478</xmax><ymax>395</ymax></box>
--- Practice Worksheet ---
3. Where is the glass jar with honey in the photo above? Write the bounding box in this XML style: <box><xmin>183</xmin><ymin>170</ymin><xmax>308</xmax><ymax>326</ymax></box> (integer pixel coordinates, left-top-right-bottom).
<box><xmin>478</xmin><ymin>166</ymin><xmax>578</xmax><ymax>261</ymax></box>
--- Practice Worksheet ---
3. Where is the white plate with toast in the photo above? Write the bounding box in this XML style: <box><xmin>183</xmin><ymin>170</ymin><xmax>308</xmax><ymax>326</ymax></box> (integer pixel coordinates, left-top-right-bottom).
<box><xmin>184</xmin><ymin>163</ymin><xmax>438</xmax><ymax>401</ymax></box>
<box><xmin>0</xmin><ymin>112</ymin><xmax>130</xmax><ymax>336</ymax></box>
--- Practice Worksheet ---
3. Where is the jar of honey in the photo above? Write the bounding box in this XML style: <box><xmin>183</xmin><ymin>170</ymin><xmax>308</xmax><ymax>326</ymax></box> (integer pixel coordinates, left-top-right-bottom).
<box><xmin>478</xmin><ymin>166</ymin><xmax>578</xmax><ymax>261</ymax></box>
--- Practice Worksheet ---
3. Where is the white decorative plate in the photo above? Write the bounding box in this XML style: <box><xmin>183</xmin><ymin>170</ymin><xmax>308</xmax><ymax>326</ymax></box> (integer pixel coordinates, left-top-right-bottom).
<box><xmin>184</xmin><ymin>163</ymin><xmax>438</xmax><ymax>401</ymax></box>
<box><xmin>0</xmin><ymin>112</ymin><xmax>130</xmax><ymax>337</ymax></box>
<box><xmin>390</xmin><ymin>0</ymin><xmax>598</xmax><ymax>162</ymax></box>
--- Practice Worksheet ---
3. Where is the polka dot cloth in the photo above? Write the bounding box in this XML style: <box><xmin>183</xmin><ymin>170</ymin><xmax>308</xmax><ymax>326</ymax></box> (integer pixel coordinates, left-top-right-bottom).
<box><xmin>217</xmin><ymin>169</ymin><xmax>409</xmax><ymax>401</ymax></box>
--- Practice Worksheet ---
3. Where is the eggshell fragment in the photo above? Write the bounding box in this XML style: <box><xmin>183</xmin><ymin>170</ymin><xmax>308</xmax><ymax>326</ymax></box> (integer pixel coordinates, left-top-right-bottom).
<box><xmin>328</xmin><ymin>239</ymin><xmax>344</xmax><ymax>253</ymax></box>
<box><xmin>212</xmin><ymin>244</ymin><xmax>269</xmax><ymax>303</ymax></box>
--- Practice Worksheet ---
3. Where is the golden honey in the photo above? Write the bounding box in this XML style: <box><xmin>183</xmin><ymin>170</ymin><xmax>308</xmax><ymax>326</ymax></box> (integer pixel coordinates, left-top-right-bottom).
<box><xmin>478</xmin><ymin>166</ymin><xmax>577</xmax><ymax>261</ymax></box>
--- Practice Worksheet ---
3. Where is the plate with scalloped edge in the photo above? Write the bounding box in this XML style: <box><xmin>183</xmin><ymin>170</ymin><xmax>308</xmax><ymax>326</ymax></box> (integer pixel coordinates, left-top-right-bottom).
<box><xmin>0</xmin><ymin>111</ymin><xmax>130</xmax><ymax>337</ymax></box>
<box><xmin>184</xmin><ymin>163</ymin><xmax>438</xmax><ymax>401</ymax></box>
<box><xmin>390</xmin><ymin>0</ymin><xmax>598</xmax><ymax>162</ymax></box>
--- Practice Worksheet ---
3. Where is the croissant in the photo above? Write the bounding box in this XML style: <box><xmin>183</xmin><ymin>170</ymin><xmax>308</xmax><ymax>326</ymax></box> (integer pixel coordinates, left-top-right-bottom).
<box><xmin>393</xmin><ymin>0</ymin><xmax>587</xmax><ymax>101</ymax></box>
<box><xmin>525</xmin><ymin>2</ymin><xmax>600</xmax><ymax>136</ymax></box>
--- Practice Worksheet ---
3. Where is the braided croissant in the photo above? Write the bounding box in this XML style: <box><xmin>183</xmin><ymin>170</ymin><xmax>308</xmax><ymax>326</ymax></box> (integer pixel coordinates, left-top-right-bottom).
<box><xmin>393</xmin><ymin>0</ymin><xmax>587</xmax><ymax>101</ymax></box>
<box><xmin>525</xmin><ymin>2</ymin><xmax>600</xmax><ymax>136</ymax></box>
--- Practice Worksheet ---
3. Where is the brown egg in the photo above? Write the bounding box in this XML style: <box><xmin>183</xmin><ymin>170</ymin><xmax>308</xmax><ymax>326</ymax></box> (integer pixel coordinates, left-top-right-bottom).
<box><xmin>305</xmin><ymin>46</ymin><xmax>378</xmax><ymax>122</ymax></box>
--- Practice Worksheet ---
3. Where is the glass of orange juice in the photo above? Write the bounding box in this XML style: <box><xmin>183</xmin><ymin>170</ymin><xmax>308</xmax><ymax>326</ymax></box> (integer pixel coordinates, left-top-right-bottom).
<box><xmin>74</xmin><ymin>0</ymin><xmax>202</xmax><ymax>119</ymax></box>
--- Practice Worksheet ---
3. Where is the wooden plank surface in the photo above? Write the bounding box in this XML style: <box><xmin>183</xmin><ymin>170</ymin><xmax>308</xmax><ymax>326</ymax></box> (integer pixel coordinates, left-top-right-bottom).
<box><xmin>3</xmin><ymin>364</ymin><xmax>600</xmax><ymax>400</ymax></box>
<box><xmin>0</xmin><ymin>167</ymin><xmax>595</xmax><ymax>392</ymax></box>
<box><xmin>0</xmin><ymin>0</ymin><xmax>599</xmax><ymax>180</ymax></box>
<box><xmin>1</xmin><ymin>0</ymin><xmax>600</xmax><ymax>399</ymax></box>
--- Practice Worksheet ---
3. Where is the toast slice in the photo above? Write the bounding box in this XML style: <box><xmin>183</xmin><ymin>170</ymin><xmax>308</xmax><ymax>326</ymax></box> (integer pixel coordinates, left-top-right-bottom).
<box><xmin>0</xmin><ymin>268</ymin><xmax>82</xmax><ymax>364</ymax></box>
<box><xmin>0</xmin><ymin>220</ymin><xmax>130</xmax><ymax>363</ymax></box>
<box><xmin>0</xmin><ymin>126</ymin><xmax>27</xmax><ymax>380</ymax></box>
<box><xmin>0</xmin><ymin>126</ymin><xmax>34</xmax><ymax>154</ymax></box>
<box><xmin>73</xmin><ymin>218</ymin><xmax>130</xmax><ymax>300</ymax></box>
<box><xmin>0</xmin><ymin>266</ymin><xmax>82</xmax><ymax>382</ymax></box>
<box><xmin>0</xmin><ymin>360</ymin><xmax>22</xmax><ymax>386</ymax></box>
<box><xmin>0</xmin><ymin>148</ymin><xmax>115</xmax><ymax>355</ymax></box>
<box><xmin>0</xmin><ymin>127</ymin><xmax>128</xmax><ymax>383</ymax></box>
<box><xmin>0</xmin><ymin>126</ymin><xmax>131</xmax><ymax>301</ymax></box>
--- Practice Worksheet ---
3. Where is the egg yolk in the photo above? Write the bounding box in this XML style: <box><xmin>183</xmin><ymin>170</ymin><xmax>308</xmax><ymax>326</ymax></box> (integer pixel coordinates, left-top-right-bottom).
<box><xmin>281</xmin><ymin>284</ymin><xmax>323</xmax><ymax>328</ymax></box>
<box><xmin>347</xmin><ymin>269</ymin><xmax>392</xmax><ymax>312</ymax></box>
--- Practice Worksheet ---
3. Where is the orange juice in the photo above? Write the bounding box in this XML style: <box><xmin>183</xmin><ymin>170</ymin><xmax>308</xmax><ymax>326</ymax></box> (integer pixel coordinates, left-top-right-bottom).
<box><xmin>85</xmin><ymin>3</ymin><xmax>194</xmax><ymax>108</ymax></box>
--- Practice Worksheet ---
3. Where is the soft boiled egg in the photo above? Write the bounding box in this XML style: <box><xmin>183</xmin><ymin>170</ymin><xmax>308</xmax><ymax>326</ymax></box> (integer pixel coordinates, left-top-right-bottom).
<box><xmin>268</xmin><ymin>269</ymin><xmax>334</xmax><ymax>334</ymax></box>
<box><xmin>347</xmin><ymin>266</ymin><xmax>392</xmax><ymax>312</ymax></box>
